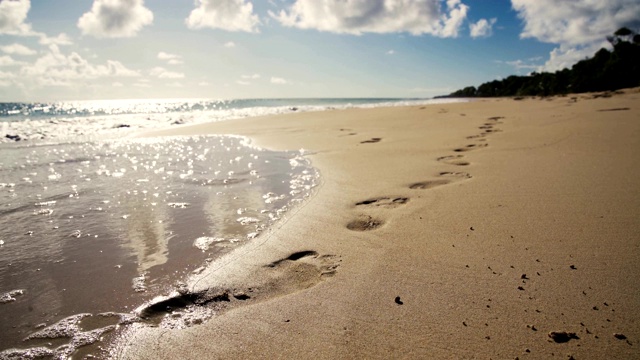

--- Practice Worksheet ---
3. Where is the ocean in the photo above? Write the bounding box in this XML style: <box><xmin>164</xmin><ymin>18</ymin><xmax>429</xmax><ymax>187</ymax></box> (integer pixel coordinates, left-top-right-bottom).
<box><xmin>0</xmin><ymin>97</ymin><xmax>461</xmax><ymax>358</ymax></box>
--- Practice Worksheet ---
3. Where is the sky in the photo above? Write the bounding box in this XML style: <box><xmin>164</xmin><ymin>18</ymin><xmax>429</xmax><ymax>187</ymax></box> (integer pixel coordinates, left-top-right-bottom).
<box><xmin>0</xmin><ymin>0</ymin><xmax>638</xmax><ymax>101</ymax></box>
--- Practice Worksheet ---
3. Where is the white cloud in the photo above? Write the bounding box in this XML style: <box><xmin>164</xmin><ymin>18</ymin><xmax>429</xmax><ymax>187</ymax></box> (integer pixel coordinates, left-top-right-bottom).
<box><xmin>18</xmin><ymin>45</ymin><xmax>140</xmax><ymax>87</ymax></box>
<box><xmin>158</xmin><ymin>51</ymin><xmax>183</xmax><ymax>65</ymax></box>
<box><xmin>241</xmin><ymin>73</ymin><xmax>261</xmax><ymax>80</ymax></box>
<box><xmin>0</xmin><ymin>55</ymin><xmax>25</xmax><ymax>66</ymax></box>
<box><xmin>236</xmin><ymin>80</ymin><xmax>250</xmax><ymax>85</ymax></box>
<box><xmin>39</xmin><ymin>33</ymin><xmax>73</xmax><ymax>46</ymax></box>
<box><xmin>157</xmin><ymin>51</ymin><xmax>179</xmax><ymax>60</ymax></box>
<box><xmin>271</xmin><ymin>0</ymin><xmax>469</xmax><ymax>37</ymax></box>
<box><xmin>224</xmin><ymin>41</ymin><xmax>236</xmax><ymax>48</ymax></box>
<box><xmin>198</xmin><ymin>81</ymin><xmax>210</xmax><ymax>86</ymax></box>
<box><xmin>1</xmin><ymin>43</ymin><xmax>36</xmax><ymax>56</ymax></box>
<box><xmin>512</xmin><ymin>0</ymin><xmax>640</xmax><ymax>45</ymax></box>
<box><xmin>0</xmin><ymin>70</ymin><xmax>16</xmax><ymax>87</ymax></box>
<box><xmin>167</xmin><ymin>82</ymin><xmax>183</xmax><ymax>87</ymax></box>
<box><xmin>186</xmin><ymin>0</ymin><xmax>260</xmax><ymax>33</ymax></box>
<box><xmin>270</xmin><ymin>76</ymin><xmax>288</xmax><ymax>84</ymax></box>
<box><xmin>541</xmin><ymin>42</ymin><xmax>610</xmax><ymax>72</ymax></box>
<box><xmin>150</xmin><ymin>66</ymin><xmax>185</xmax><ymax>79</ymax></box>
<box><xmin>77</xmin><ymin>0</ymin><xmax>154</xmax><ymax>38</ymax></box>
<box><xmin>511</xmin><ymin>0</ymin><xmax>640</xmax><ymax>71</ymax></box>
<box><xmin>470</xmin><ymin>18</ymin><xmax>496</xmax><ymax>38</ymax></box>
<box><xmin>386</xmin><ymin>50</ymin><xmax>395</xmax><ymax>55</ymax></box>
<box><xmin>0</xmin><ymin>0</ymin><xmax>32</xmax><ymax>35</ymax></box>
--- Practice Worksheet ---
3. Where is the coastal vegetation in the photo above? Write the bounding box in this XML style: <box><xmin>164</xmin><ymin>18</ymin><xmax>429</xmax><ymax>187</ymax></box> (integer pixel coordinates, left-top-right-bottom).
<box><xmin>445</xmin><ymin>27</ymin><xmax>640</xmax><ymax>98</ymax></box>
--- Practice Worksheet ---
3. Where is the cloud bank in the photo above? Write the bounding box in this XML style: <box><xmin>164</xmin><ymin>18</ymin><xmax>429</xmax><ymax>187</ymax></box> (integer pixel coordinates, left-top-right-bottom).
<box><xmin>271</xmin><ymin>0</ymin><xmax>469</xmax><ymax>37</ymax></box>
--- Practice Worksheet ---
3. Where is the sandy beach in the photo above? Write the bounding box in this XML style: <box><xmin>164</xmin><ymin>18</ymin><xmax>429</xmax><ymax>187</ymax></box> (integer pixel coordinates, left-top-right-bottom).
<box><xmin>111</xmin><ymin>89</ymin><xmax>640</xmax><ymax>359</ymax></box>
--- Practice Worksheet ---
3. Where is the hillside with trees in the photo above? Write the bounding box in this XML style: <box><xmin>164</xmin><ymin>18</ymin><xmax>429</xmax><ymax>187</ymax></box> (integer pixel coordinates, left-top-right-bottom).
<box><xmin>444</xmin><ymin>27</ymin><xmax>640</xmax><ymax>98</ymax></box>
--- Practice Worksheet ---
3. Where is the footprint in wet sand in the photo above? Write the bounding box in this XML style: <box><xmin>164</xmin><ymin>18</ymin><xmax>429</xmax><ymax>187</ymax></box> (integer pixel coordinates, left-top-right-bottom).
<box><xmin>355</xmin><ymin>197</ymin><xmax>409</xmax><ymax>208</ymax></box>
<box><xmin>454</xmin><ymin>143</ymin><xmax>488</xmax><ymax>152</ymax></box>
<box><xmin>263</xmin><ymin>251</ymin><xmax>340</xmax><ymax>292</ymax></box>
<box><xmin>135</xmin><ymin>251</ymin><xmax>340</xmax><ymax>325</ymax></box>
<box><xmin>437</xmin><ymin>155</ymin><xmax>470</xmax><ymax>166</ymax></box>
<box><xmin>346</xmin><ymin>215</ymin><xmax>384</xmax><ymax>231</ymax></box>
<box><xmin>409</xmin><ymin>171</ymin><xmax>471</xmax><ymax>190</ymax></box>
<box><xmin>361</xmin><ymin>137</ymin><xmax>382</xmax><ymax>144</ymax></box>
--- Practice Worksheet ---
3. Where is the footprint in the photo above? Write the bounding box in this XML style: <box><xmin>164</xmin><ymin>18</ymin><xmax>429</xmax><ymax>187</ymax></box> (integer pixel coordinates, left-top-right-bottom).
<box><xmin>487</xmin><ymin>116</ymin><xmax>504</xmax><ymax>121</ymax></box>
<box><xmin>346</xmin><ymin>215</ymin><xmax>384</xmax><ymax>231</ymax></box>
<box><xmin>454</xmin><ymin>143</ymin><xmax>488</xmax><ymax>152</ymax></box>
<box><xmin>355</xmin><ymin>197</ymin><xmax>409</xmax><ymax>208</ymax></box>
<box><xmin>409</xmin><ymin>172</ymin><xmax>471</xmax><ymax>190</ymax></box>
<box><xmin>437</xmin><ymin>155</ymin><xmax>470</xmax><ymax>166</ymax></box>
<box><xmin>134</xmin><ymin>251</ymin><xmax>340</xmax><ymax>325</ymax></box>
<box><xmin>361</xmin><ymin>137</ymin><xmax>382</xmax><ymax>144</ymax></box>
<box><xmin>466</xmin><ymin>134</ymin><xmax>486</xmax><ymax>140</ymax></box>
<box><xmin>264</xmin><ymin>251</ymin><xmax>341</xmax><ymax>294</ymax></box>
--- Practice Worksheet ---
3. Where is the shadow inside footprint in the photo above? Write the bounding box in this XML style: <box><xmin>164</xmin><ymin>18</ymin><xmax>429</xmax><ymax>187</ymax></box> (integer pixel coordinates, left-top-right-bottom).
<box><xmin>355</xmin><ymin>197</ymin><xmax>409</xmax><ymax>208</ymax></box>
<box><xmin>361</xmin><ymin>137</ymin><xmax>382</xmax><ymax>144</ymax></box>
<box><xmin>267</xmin><ymin>250</ymin><xmax>319</xmax><ymax>267</ymax></box>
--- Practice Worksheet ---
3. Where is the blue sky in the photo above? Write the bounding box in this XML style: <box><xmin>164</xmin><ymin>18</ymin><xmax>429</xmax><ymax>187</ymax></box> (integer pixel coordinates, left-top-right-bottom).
<box><xmin>0</xmin><ymin>0</ymin><xmax>637</xmax><ymax>101</ymax></box>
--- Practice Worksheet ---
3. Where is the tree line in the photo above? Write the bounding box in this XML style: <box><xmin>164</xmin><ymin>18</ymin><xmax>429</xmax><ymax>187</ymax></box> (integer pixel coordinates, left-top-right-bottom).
<box><xmin>443</xmin><ymin>27</ymin><xmax>640</xmax><ymax>98</ymax></box>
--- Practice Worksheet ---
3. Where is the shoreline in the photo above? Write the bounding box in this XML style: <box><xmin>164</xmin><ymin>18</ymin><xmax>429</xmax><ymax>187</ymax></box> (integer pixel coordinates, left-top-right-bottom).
<box><xmin>112</xmin><ymin>89</ymin><xmax>640</xmax><ymax>359</ymax></box>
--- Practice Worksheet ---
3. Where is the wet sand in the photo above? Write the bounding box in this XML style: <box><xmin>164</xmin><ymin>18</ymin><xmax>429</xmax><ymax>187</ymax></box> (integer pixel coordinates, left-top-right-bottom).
<box><xmin>113</xmin><ymin>89</ymin><xmax>640</xmax><ymax>359</ymax></box>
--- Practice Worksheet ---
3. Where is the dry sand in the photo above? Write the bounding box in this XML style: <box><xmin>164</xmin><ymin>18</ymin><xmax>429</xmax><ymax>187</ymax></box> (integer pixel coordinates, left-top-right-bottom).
<box><xmin>112</xmin><ymin>89</ymin><xmax>640</xmax><ymax>359</ymax></box>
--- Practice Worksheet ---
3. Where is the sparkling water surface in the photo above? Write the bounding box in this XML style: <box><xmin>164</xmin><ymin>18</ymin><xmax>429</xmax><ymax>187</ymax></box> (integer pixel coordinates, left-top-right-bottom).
<box><xmin>0</xmin><ymin>134</ymin><xmax>318</xmax><ymax>357</ymax></box>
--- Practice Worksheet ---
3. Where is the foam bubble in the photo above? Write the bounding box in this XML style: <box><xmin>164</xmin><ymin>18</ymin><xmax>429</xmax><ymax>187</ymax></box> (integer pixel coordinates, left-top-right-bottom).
<box><xmin>193</xmin><ymin>237</ymin><xmax>225</xmax><ymax>251</ymax></box>
<box><xmin>0</xmin><ymin>289</ymin><xmax>25</xmax><ymax>304</ymax></box>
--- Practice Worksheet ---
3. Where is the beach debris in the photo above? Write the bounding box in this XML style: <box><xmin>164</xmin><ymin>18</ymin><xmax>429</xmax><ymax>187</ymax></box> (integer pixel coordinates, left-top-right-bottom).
<box><xmin>394</xmin><ymin>296</ymin><xmax>403</xmax><ymax>305</ymax></box>
<box><xmin>613</xmin><ymin>333</ymin><xmax>627</xmax><ymax>340</ymax></box>
<box><xmin>70</xmin><ymin>230</ymin><xmax>82</xmax><ymax>238</ymax></box>
<box><xmin>548</xmin><ymin>331</ymin><xmax>579</xmax><ymax>343</ymax></box>
<box><xmin>5</xmin><ymin>134</ymin><xmax>21</xmax><ymax>141</ymax></box>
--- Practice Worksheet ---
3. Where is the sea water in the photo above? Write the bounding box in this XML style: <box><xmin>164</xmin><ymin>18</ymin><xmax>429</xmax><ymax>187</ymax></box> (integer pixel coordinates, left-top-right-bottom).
<box><xmin>0</xmin><ymin>97</ymin><xmax>461</xmax><ymax>358</ymax></box>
